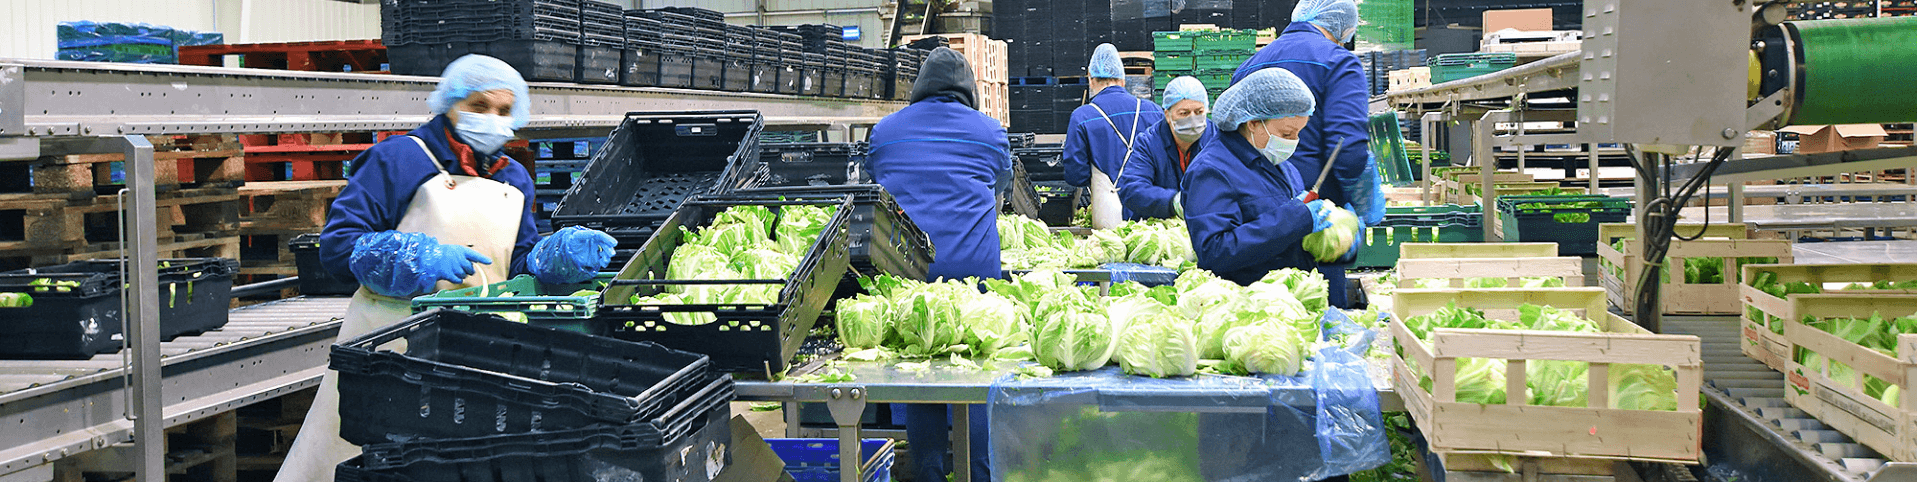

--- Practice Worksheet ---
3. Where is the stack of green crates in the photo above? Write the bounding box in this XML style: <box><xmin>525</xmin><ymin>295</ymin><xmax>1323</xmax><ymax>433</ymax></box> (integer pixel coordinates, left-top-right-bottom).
<box><xmin>1354</xmin><ymin>205</ymin><xmax>1486</xmax><ymax>269</ymax></box>
<box><xmin>1357</xmin><ymin>0</ymin><xmax>1414</xmax><ymax>51</ymax></box>
<box><xmin>1151</xmin><ymin>29</ymin><xmax>1259</xmax><ymax>105</ymax></box>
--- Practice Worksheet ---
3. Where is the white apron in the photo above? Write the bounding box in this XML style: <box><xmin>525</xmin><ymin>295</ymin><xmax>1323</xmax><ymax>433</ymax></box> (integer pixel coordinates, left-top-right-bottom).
<box><xmin>1087</xmin><ymin>98</ymin><xmax>1143</xmax><ymax>230</ymax></box>
<box><xmin>274</xmin><ymin>137</ymin><xmax>522</xmax><ymax>482</ymax></box>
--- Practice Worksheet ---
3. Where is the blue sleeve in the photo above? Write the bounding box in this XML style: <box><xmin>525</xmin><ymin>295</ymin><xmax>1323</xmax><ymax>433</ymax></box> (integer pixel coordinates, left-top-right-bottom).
<box><xmin>991</xmin><ymin>121</ymin><xmax>1013</xmax><ymax>195</ymax></box>
<box><xmin>1117</xmin><ymin>132</ymin><xmax>1178</xmax><ymax>219</ymax></box>
<box><xmin>319</xmin><ymin>142</ymin><xmax>432</xmax><ymax>282</ymax></box>
<box><xmin>1184</xmin><ymin>164</ymin><xmax>1315</xmax><ymax>272</ymax></box>
<box><xmin>496</xmin><ymin>162</ymin><xmax>541</xmax><ymax>277</ymax></box>
<box><xmin>1062</xmin><ymin>108</ymin><xmax>1093</xmax><ymax>187</ymax></box>
<box><xmin>1323</xmin><ymin>54</ymin><xmax>1373</xmax><ymax>199</ymax></box>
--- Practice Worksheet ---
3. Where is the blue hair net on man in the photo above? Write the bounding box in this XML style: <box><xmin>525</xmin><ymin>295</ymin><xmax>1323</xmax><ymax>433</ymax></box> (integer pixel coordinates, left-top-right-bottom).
<box><xmin>1089</xmin><ymin>43</ymin><xmax>1125</xmax><ymax>79</ymax></box>
<box><xmin>1210</xmin><ymin>68</ymin><xmax>1317</xmax><ymax>131</ymax></box>
<box><xmin>428</xmin><ymin>54</ymin><xmax>532</xmax><ymax>128</ymax></box>
<box><xmin>1293</xmin><ymin>0</ymin><xmax>1362</xmax><ymax>43</ymax></box>
<box><xmin>1160</xmin><ymin>76</ymin><xmax>1210</xmax><ymax>111</ymax></box>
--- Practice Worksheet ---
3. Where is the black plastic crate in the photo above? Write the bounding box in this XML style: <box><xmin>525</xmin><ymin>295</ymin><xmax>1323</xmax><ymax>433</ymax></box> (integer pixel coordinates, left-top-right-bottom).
<box><xmin>0</xmin><ymin>258</ymin><xmax>238</xmax><ymax>359</ymax></box>
<box><xmin>339</xmin><ymin>377</ymin><xmax>734</xmax><ymax>482</ymax></box>
<box><xmin>750</xmin><ymin>59</ymin><xmax>783</xmax><ymax>94</ymax></box>
<box><xmin>649</xmin><ymin>6</ymin><xmax>727</xmax><ymax>23</ymax></box>
<box><xmin>621</xmin><ymin>43</ymin><xmax>662</xmax><ymax>87</ymax></box>
<box><xmin>290</xmin><ymin>234</ymin><xmax>358</xmax><ymax>296</ymax></box>
<box><xmin>576</xmin><ymin>44</ymin><xmax>622</xmax><ymax>84</ymax></box>
<box><xmin>691</xmin><ymin>51</ymin><xmax>725</xmax><ymax>90</ymax></box>
<box><xmin>1033</xmin><ymin>180</ymin><xmax>1084</xmax><ymax>226</ymax></box>
<box><xmin>623</xmin><ymin>15</ymin><xmax>663</xmax><ymax>42</ymax></box>
<box><xmin>722</xmin><ymin>186</ymin><xmax>932</xmax><ymax>281</ymax></box>
<box><xmin>1005</xmin><ymin>158</ymin><xmax>1042</xmax><ymax>219</ymax></box>
<box><xmin>720</xmin><ymin>55</ymin><xmax>752</xmax><ymax>92</ymax></box>
<box><xmin>331</xmin><ymin>309</ymin><xmax>714</xmax><ymax>446</ymax></box>
<box><xmin>387</xmin><ymin>39</ymin><xmax>577</xmax><ymax>82</ymax></box>
<box><xmin>552</xmin><ymin>111</ymin><xmax>764</xmax><ymax>249</ymax></box>
<box><xmin>1014</xmin><ymin>146</ymin><xmax>1065</xmax><ymax>182</ymax></box>
<box><xmin>742</xmin><ymin>142</ymin><xmax>868</xmax><ymax>188</ymax></box>
<box><xmin>821</xmin><ymin>68</ymin><xmax>847</xmax><ymax>98</ymax></box>
<box><xmin>774</xmin><ymin>62</ymin><xmax>803</xmax><ymax>95</ymax></box>
<box><xmin>657</xmin><ymin>47</ymin><xmax>695</xmax><ymax>88</ymax></box>
<box><xmin>598</xmin><ymin>196</ymin><xmax>855</xmax><ymax>374</ymax></box>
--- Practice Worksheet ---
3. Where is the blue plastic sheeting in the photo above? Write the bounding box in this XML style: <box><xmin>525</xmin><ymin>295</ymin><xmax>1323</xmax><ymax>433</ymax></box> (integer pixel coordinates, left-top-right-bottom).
<box><xmin>55</xmin><ymin>21</ymin><xmax>223</xmax><ymax>64</ymax></box>
<box><xmin>988</xmin><ymin>311</ymin><xmax>1388</xmax><ymax>481</ymax></box>
<box><xmin>1101</xmin><ymin>262</ymin><xmax>1180</xmax><ymax>286</ymax></box>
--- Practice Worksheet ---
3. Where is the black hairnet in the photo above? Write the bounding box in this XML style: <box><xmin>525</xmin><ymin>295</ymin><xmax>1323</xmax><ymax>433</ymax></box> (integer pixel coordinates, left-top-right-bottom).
<box><xmin>909</xmin><ymin>47</ymin><xmax>977</xmax><ymax>109</ymax></box>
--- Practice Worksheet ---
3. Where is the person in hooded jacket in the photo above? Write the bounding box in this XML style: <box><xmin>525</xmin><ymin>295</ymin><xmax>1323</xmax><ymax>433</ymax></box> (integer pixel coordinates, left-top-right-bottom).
<box><xmin>279</xmin><ymin>55</ymin><xmax>616</xmax><ymax>482</ymax></box>
<box><xmin>1230</xmin><ymin>0</ymin><xmax>1384</xmax><ymax>308</ymax></box>
<box><xmin>866</xmin><ymin>46</ymin><xmax>1006</xmax><ymax>482</ymax></box>
<box><xmin>1185</xmin><ymin>68</ymin><xmax>1360</xmax><ymax>287</ymax></box>
<box><xmin>1117</xmin><ymin>76</ymin><xmax>1216</xmax><ymax>219</ymax></box>
<box><xmin>1064</xmin><ymin>43</ymin><xmax>1165</xmax><ymax>225</ymax></box>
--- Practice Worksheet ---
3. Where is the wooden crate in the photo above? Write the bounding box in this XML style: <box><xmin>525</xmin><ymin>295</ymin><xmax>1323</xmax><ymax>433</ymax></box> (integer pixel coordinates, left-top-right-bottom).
<box><xmin>1456</xmin><ymin>182</ymin><xmax>1583</xmax><ymax>206</ymax></box>
<box><xmin>1395</xmin><ymin>256</ymin><xmax>1586</xmax><ymax>288</ymax></box>
<box><xmin>1440</xmin><ymin>172</ymin><xmax>1536</xmax><ymax>204</ymax></box>
<box><xmin>1597</xmin><ymin>222</ymin><xmax>1791</xmax><ymax>315</ymax></box>
<box><xmin>1739</xmin><ymin>263</ymin><xmax>1917</xmax><ymax>371</ymax></box>
<box><xmin>1400</xmin><ymin>242</ymin><xmax>1559</xmax><ymax>259</ymax></box>
<box><xmin>899</xmin><ymin>33</ymin><xmax>1007</xmax><ymax>85</ymax></box>
<box><xmin>1389</xmin><ymin>67</ymin><xmax>1432</xmax><ymax>92</ymax></box>
<box><xmin>1782</xmin><ymin>294</ymin><xmax>1917</xmax><ymax>462</ymax></box>
<box><xmin>1388</xmin><ymin>287</ymin><xmax>1704</xmax><ymax>463</ymax></box>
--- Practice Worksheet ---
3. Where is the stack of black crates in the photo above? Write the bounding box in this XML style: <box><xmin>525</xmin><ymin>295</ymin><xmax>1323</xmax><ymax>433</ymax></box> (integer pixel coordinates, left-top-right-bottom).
<box><xmin>385</xmin><ymin>3</ymin><xmax>926</xmax><ymax>98</ymax></box>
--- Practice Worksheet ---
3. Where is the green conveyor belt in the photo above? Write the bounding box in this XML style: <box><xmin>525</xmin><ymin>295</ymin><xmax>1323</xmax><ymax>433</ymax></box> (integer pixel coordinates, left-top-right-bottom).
<box><xmin>1788</xmin><ymin>16</ymin><xmax>1917</xmax><ymax>126</ymax></box>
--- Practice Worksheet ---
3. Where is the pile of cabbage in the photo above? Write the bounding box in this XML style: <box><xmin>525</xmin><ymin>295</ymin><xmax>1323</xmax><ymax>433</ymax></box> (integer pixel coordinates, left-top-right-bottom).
<box><xmin>1746</xmin><ymin>272</ymin><xmax>1917</xmax><ymax>334</ymax></box>
<box><xmin>1401</xmin><ymin>302</ymin><xmax>1679</xmax><ymax>411</ymax></box>
<box><xmin>626</xmin><ymin>204</ymin><xmax>837</xmax><ymax>323</ymax></box>
<box><xmin>1795</xmin><ymin>310</ymin><xmax>1917</xmax><ymax>407</ymax></box>
<box><xmin>835</xmin><ymin>268</ymin><xmax>1334</xmax><ymax>378</ymax></box>
<box><xmin>998</xmin><ymin>215</ymin><xmax>1196</xmax><ymax>270</ymax></box>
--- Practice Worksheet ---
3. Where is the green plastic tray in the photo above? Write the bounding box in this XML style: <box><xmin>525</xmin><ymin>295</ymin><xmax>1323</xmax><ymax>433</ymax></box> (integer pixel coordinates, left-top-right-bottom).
<box><xmin>1153</xmin><ymin>32</ymin><xmax>1195</xmax><ymax>52</ymax></box>
<box><xmin>410</xmin><ymin>273</ymin><xmax>617</xmax><ymax>332</ymax></box>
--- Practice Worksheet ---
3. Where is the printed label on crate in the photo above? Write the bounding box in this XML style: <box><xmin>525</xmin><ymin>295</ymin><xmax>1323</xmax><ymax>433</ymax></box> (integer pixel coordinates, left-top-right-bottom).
<box><xmin>1817</xmin><ymin>381</ymin><xmax>1898</xmax><ymax>435</ymax></box>
<box><xmin>1744</xmin><ymin>326</ymin><xmax>1764</xmax><ymax>348</ymax></box>
<box><xmin>1789</xmin><ymin>368</ymin><xmax>1811</xmax><ymax>397</ymax></box>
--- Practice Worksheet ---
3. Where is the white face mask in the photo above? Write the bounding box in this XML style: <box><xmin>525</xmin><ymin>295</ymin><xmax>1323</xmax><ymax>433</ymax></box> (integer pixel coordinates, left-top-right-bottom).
<box><xmin>1171</xmin><ymin>115</ymin><xmax>1207</xmax><ymax>142</ymax></box>
<box><xmin>454</xmin><ymin>111</ymin><xmax>515</xmax><ymax>154</ymax></box>
<box><xmin>1258</xmin><ymin>122</ymin><xmax>1299</xmax><ymax>165</ymax></box>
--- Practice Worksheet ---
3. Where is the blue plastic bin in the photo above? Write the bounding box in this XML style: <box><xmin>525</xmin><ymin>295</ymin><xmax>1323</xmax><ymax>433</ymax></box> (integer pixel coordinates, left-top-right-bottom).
<box><xmin>766</xmin><ymin>438</ymin><xmax>895</xmax><ymax>482</ymax></box>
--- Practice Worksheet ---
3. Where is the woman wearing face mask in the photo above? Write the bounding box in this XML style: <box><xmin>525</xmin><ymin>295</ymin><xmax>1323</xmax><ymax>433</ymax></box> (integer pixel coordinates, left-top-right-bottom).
<box><xmin>1183</xmin><ymin>68</ymin><xmax>1360</xmax><ymax>286</ymax></box>
<box><xmin>1116</xmin><ymin>76</ymin><xmax>1214</xmax><ymax>219</ymax></box>
<box><xmin>278</xmin><ymin>55</ymin><xmax>617</xmax><ymax>482</ymax></box>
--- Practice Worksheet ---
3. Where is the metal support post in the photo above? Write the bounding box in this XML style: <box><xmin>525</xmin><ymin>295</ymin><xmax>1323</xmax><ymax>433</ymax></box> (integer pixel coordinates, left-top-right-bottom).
<box><xmin>1587</xmin><ymin>144</ymin><xmax>1600</xmax><ymax>192</ymax></box>
<box><xmin>1422</xmin><ymin>112</ymin><xmax>1441</xmax><ymax>204</ymax></box>
<box><xmin>1474</xmin><ymin>117</ymin><xmax>1497</xmax><ymax>240</ymax></box>
<box><xmin>1633</xmin><ymin>150</ymin><xmax>1663</xmax><ymax>333</ymax></box>
<box><xmin>824</xmin><ymin>386</ymin><xmax>868</xmax><ymax>482</ymax></box>
<box><xmin>952</xmin><ymin>404</ymin><xmax>972</xmax><ymax>482</ymax></box>
<box><xmin>119</xmin><ymin>135</ymin><xmax>163</xmax><ymax>482</ymax></box>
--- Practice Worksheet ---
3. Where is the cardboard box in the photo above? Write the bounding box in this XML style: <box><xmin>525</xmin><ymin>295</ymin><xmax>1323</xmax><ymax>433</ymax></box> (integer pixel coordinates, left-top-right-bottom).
<box><xmin>1484</xmin><ymin>9</ymin><xmax>1554</xmax><ymax>33</ymax></box>
<box><xmin>1743</xmin><ymin>130</ymin><xmax>1777</xmax><ymax>155</ymax></box>
<box><xmin>1780</xmin><ymin>124</ymin><xmax>1888</xmax><ymax>154</ymax></box>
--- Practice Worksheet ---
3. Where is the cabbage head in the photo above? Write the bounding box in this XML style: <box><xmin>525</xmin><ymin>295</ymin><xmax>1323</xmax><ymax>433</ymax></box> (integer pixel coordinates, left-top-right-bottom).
<box><xmin>1033</xmin><ymin>311</ymin><xmax>1117</xmax><ymax>371</ymax></box>
<box><xmin>712</xmin><ymin>205</ymin><xmax>775</xmax><ymax>241</ymax></box>
<box><xmin>1069</xmin><ymin>229</ymin><xmax>1129</xmax><ymax>267</ymax></box>
<box><xmin>892</xmin><ymin>287</ymin><xmax>967</xmax><ymax>357</ymax></box>
<box><xmin>733</xmin><ymin>248</ymin><xmax>799</xmax><ymax>280</ymax></box>
<box><xmin>1122</xmin><ymin>221</ymin><xmax>1196</xmax><ymax>268</ymax></box>
<box><xmin>1262</xmin><ymin>269</ymin><xmax>1329</xmax><ymax>314</ymax></box>
<box><xmin>960</xmin><ymin>292</ymin><xmax>1025</xmax><ymax>356</ymax></box>
<box><xmin>1221</xmin><ymin>321</ymin><xmax>1308</xmax><ymax>376</ymax></box>
<box><xmin>775</xmin><ymin>204</ymin><xmax>835</xmax><ymax>255</ymax></box>
<box><xmin>1609</xmin><ymin>363</ymin><xmax>1678</xmax><ymax>411</ymax></box>
<box><xmin>1302</xmin><ymin>205</ymin><xmax>1361</xmax><ymax>263</ymax></box>
<box><xmin>837</xmin><ymin>296</ymin><xmax>891</xmax><ymax>349</ymax></box>
<box><xmin>1115</xmin><ymin>312</ymin><xmax>1200</xmax><ymax>378</ymax></box>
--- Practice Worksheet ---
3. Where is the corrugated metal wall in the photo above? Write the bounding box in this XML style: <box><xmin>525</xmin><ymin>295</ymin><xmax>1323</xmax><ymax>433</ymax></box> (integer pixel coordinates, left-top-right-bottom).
<box><xmin>1</xmin><ymin>0</ymin><xmax>380</xmax><ymax>60</ymax></box>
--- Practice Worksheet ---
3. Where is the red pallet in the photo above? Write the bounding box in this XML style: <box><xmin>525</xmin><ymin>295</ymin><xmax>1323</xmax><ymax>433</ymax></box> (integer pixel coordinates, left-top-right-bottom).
<box><xmin>178</xmin><ymin>40</ymin><xmax>387</xmax><ymax>73</ymax></box>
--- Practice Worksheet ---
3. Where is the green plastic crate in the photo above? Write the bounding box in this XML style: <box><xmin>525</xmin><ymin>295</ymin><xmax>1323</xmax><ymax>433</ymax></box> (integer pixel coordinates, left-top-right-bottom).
<box><xmin>1193</xmin><ymin>69</ymin><xmax>1235</xmax><ymax>89</ymax></box>
<box><xmin>1194</xmin><ymin>50</ymin><xmax>1254</xmax><ymax>70</ymax></box>
<box><xmin>1154</xmin><ymin>52</ymin><xmax>1195</xmax><ymax>71</ymax></box>
<box><xmin>1194</xmin><ymin>29</ymin><xmax>1257</xmax><ymax>52</ymax></box>
<box><xmin>410</xmin><ymin>273</ymin><xmax>617</xmax><ymax>333</ymax></box>
<box><xmin>1431</xmin><ymin>53</ymin><xmax>1517</xmax><ymax>83</ymax></box>
<box><xmin>1355</xmin><ymin>211</ymin><xmax>1484</xmax><ymax>269</ymax></box>
<box><xmin>1368</xmin><ymin>111</ymin><xmax>1415</xmax><ymax>187</ymax></box>
<box><xmin>1153</xmin><ymin>32</ymin><xmax>1195</xmax><ymax>52</ymax></box>
<box><xmin>1496</xmin><ymin>195</ymin><xmax>1633</xmax><ymax>255</ymax></box>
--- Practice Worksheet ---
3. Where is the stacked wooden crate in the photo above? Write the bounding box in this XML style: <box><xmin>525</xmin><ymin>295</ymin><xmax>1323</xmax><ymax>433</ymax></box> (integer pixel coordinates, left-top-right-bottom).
<box><xmin>238</xmin><ymin>180</ymin><xmax>347</xmax><ymax>283</ymax></box>
<box><xmin>901</xmin><ymin>33</ymin><xmax>1009</xmax><ymax>127</ymax></box>
<box><xmin>1597</xmin><ymin>223</ymin><xmax>1794</xmax><ymax>315</ymax></box>
<box><xmin>0</xmin><ymin>134</ymin><xmax>244</xmax><ymax>270</ymax></box>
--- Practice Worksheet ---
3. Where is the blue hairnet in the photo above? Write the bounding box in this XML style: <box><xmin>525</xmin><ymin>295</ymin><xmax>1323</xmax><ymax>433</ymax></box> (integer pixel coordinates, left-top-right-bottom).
<box><xmin>1210</xmin><ymin>68</ymin><xmax>1316</xmax><ymax>131</ymax></box>
<box><xmin>1089</xmin><ymin>43</ymin><xmax>1125</xmax><ymax>79</ymax></box>
<box><xmin>1160</xmin><ymin>76</ymin><xmax>1210</xmax><ymax>111</ymax></box>
<box><xmin>428</xmin><ymin>54</ymin><xmax>532</xmax><ymax>128</ymax></box>
<box><xmin>1293</xmin><ymin>0</ymin><xmax>1361</xmax><ymax>43</ymax></box>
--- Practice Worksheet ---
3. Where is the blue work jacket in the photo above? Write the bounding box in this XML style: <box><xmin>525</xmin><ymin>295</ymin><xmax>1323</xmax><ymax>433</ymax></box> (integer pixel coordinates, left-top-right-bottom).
<box><xmin>1231</xmin><ymin>22</ymin><xmax>1371</xmax><ymax>208</ymax></box>
<box><xmin>1182</xmin><ymin>129</ymin><xmax>1320</xmax><ymax>286</ymax></box>
<box><xmin>1117</xmin><ymin>118</ymin><xmax>1217</xmax><ymax>220</ymax></box>
<box><xmin>868</xmin><ymin>95</ymin><xmax>1013</xmax><ymax>282</ymax></box>
<box><xmin>1063</xmin><ymin>86</ymin><xmax>1165</xmax><ymax>218</ymax></box>
<box><xmin>320</xmin><ymin>115</ymin><xmax>539</xmax><ymax>281</ymax></box>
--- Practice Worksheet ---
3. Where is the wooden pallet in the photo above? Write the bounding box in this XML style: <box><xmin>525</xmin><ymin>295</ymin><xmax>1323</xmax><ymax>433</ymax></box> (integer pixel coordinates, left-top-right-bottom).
<box><xmin>1739</xmin><ymin>263</ymin><xmax>1917</xmax><ymax>371</ymax></box>
<box><xmin>239</xmin><ymin>133</ymin><xmax>387</xmax><ymax>182</ymax></box>
<box><xmin>0</xmin><ymin>136</ymin><xmax>244</xmax><ymax>198</ymax></box>
<box><xmin>178</xmin><ymin>39</ymin><xmax>387</xmax><ymax>73</ymax></box>
<box><xmin>1782</xmin><ymin>294</ymin><xmax>1917</xmax><ymax>462</ymax></box>
<box><xmin>238</xmin><ymin>180</ymin><xmax>345</xmax><ymax>232</ymax></box>
<box><xmin>0</xmin><ymin>187</ymin><xmax>239</xmax><ymax>258</ymax></box>
<box><xmin>1388</xmin><ymin>288</ymin><xmax>1705</xmax><ymax>463</ymax></box>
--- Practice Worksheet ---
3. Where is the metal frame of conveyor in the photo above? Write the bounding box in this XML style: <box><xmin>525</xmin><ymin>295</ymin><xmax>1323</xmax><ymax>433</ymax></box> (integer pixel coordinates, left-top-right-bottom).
<box><xmin>0</xmin><ymin>59</ymin><xmax>907</xmax><ymax>482</ymax></box>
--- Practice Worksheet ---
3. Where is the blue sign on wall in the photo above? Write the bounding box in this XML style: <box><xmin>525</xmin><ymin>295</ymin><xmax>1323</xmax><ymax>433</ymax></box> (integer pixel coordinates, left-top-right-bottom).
<box><xmin>843</xmin><ymin>26</ymin><xmax>861</xmax><ymax>41</ymax></box>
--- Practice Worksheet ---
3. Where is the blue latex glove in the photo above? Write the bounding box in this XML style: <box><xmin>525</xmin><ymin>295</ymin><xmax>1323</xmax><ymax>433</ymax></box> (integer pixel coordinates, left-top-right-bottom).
<box><xmin>1306</xmin><ymin>199</ymin><xmax>1335</xmax><ymax>232</ymax></box>
<box><xmin>1340</xmin><ymin>203</ymin><xmax>1366</xmax><ymax>262</ymax></box>
<box><xmin>527</xmin><ymin>226</ymin><xmax>618</xmax><ymax>284</ymax></box>
<box><xmin>1345</xmin><ymin>152</ymin><xmax>1388</xmax><ymax>225</ymax></box>
<box><xmin>349</xmin><ymin>231</ymin><xmax>493</xmax><ymax>298</ymax></box>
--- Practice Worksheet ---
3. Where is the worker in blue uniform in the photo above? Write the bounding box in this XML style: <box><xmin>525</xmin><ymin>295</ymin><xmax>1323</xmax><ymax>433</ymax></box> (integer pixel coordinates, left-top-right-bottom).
<box><xmin>1064</xmin><ymin>43</ymin><xmax>1165</xmax><ymax>226</ymax></box>
<box><xmin>280</xmin><ymin>55</ymin><xmax>616</xmax><ymax>482</ymax></box>
<box><xmin>1117</xmin><ymin>76</ymin><xmax>1216</xmax><ymax>219</ymax></box>
<box><xmin>1185</xmin><ymin>68</ymin><xmax>1361</xmax><ymax>289</ymax></box>
<box><xmin>1228</xmin><ymin>0</ymin><xmax>1384</xmax><ymax>308</ymax></box>
<box><xmin>866</xmin><ymin>47</ymin><xmax>1007</xmax><ymax>482</ymax></box>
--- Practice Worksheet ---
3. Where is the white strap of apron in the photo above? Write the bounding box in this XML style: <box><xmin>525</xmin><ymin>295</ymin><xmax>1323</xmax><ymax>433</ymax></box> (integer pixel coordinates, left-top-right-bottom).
<box><xmin>404</xmin><ymin>135</ymin><xmax>453</xmax><ymax>177</ymax></box>
<box><xmin>1087</xmin><ymin>98</ymin><xmax>1144</xmax><ymax>181</ymax></box>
